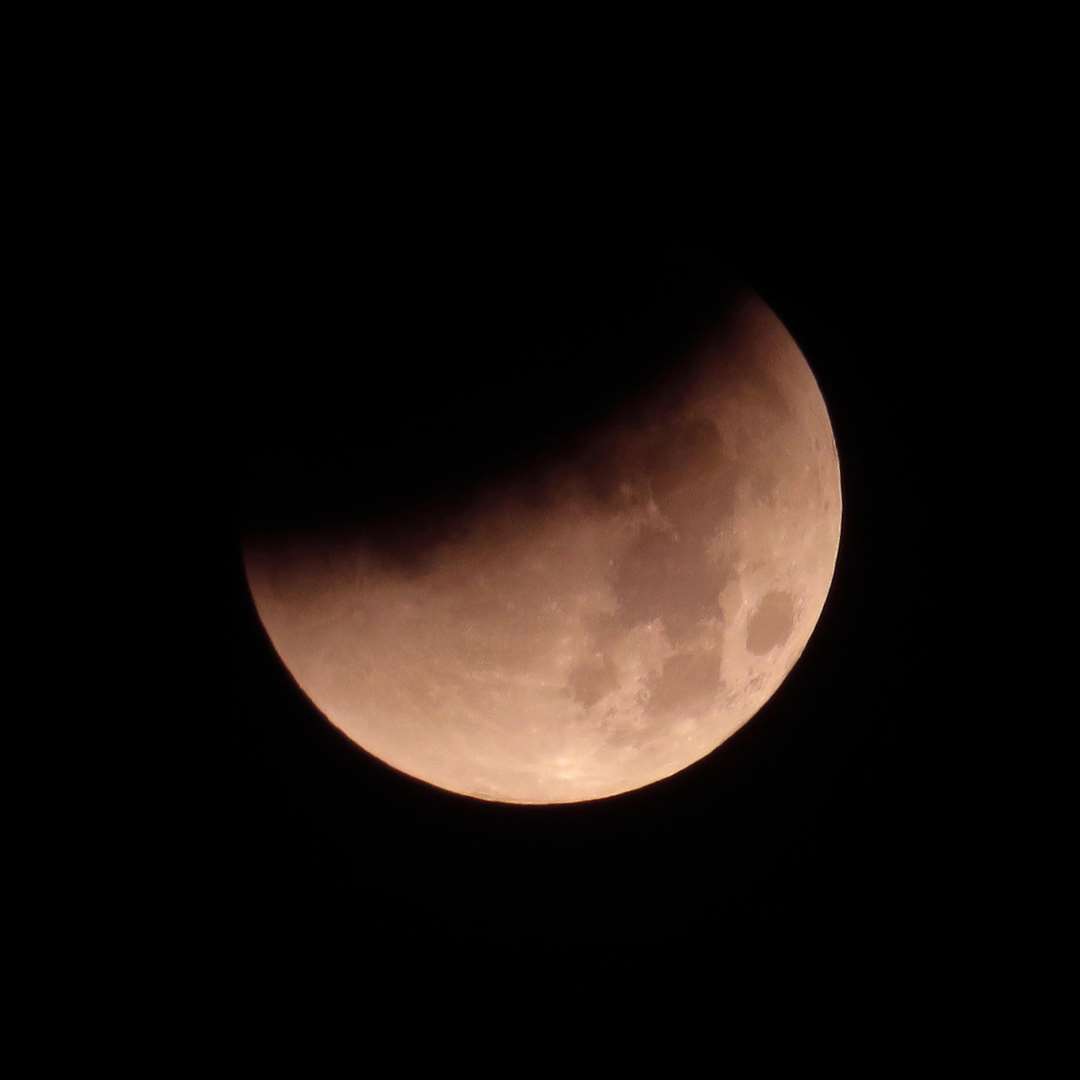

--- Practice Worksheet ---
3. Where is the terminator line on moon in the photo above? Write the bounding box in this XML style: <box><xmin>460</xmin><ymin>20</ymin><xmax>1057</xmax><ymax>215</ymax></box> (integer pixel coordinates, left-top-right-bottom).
<box><xmin>244</xmin><ymin>292</ymin><xmax>842</xmax><ymax>804</ymax></box>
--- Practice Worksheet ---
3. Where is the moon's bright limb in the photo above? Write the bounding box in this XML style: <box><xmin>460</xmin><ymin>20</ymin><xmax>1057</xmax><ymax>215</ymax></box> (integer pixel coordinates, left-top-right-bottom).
<box><xmin>244</xmin><ymin>293</ymin><xmax>842</xmax><ymax>803</ymax></box>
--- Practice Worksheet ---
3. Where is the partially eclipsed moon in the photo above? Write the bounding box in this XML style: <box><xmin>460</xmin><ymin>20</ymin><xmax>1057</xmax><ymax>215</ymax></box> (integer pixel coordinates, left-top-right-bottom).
<box><xmin>244</xmin><ymin>293</ymin><xmax>842</xmax><ymax>804</ymax></box>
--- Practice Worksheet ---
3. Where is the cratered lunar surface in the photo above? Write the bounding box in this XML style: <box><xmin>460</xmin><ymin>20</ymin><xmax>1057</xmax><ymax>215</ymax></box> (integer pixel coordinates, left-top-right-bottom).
<box><xmin>244</xmin><ymin>292</ymin><xmax>842</xmax><ymax>803</ymax></box>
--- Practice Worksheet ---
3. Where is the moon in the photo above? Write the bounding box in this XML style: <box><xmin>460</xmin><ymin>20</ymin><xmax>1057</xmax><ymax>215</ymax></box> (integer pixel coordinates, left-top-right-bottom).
<box><xmin>243</xmin><ymin>292</ymin><xmax>841</xmax><ymax>804</ymax></box>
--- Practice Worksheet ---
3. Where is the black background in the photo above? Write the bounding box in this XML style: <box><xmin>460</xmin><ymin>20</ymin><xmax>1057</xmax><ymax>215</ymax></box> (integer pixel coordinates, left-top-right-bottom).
<box><xmin>214</xmin><ymin>177</ymin><xmax>934</xmax><ymax>978</ymax></box>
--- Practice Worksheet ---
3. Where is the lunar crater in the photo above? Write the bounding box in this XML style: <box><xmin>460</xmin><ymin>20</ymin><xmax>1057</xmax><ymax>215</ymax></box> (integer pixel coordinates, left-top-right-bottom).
<box><xmin>746</xmin><ymin>590</ymin><xmax>796</xmax><ymax>655</ymax></box>
<box><xmin>644</xmin><ymin>649</ymin><xmax>725</xmax><ymax>720</ymax></box>
<box><xmin>566</xmin><ymin>652</ymin><xmax>619</xmax><ymax>709</ymax></box>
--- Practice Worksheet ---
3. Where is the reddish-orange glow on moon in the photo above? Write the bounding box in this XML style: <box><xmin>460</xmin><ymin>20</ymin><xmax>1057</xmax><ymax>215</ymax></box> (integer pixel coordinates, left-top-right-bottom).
<box><xmin>244</xmin><ymin>293</ymin><xmax>841</xmax><ymax>803</ymax></box>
